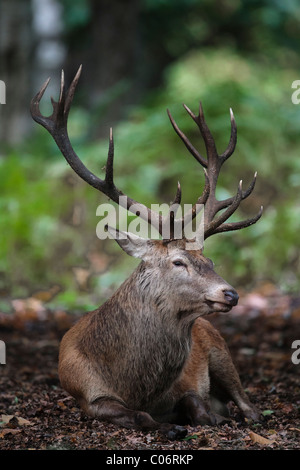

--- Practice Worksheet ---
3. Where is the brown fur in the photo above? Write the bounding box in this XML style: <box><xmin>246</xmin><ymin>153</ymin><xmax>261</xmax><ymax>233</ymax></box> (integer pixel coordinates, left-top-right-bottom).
<box><xmin>58</xmin><ymin>238</ymin><xmax>260</xmax><ymax>439</ymax></box>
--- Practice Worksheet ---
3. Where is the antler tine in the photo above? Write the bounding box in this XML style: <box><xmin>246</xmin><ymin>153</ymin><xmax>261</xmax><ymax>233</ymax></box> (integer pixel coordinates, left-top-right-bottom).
<box><xmin>49</xmin><ymin>66</ymin><xmax>82</xmax><ymax>128</ymax></box>
<box><xmin>204</xmin><ymin>180</ymin><xmax>243</xmax><ymax>238</ymax></box>
<box><xmin>211</xmin><ymin>206</ymin><xmax>263</xmax><ymax>237</ymax></box>
<box><xmin>30</xmin><ymin>77</ymin><xmax>51</xmax><ymax>124</ymax></box>
<box><xmin>167</xmin><ymin>108</ymin><xmax>207</xmax><ymax>167</ymax></box>
<box><xmin>170</xmin><ymin>181</ymin><xmax>182</xmax><ymax>206</ymax></box>
<box><xmin>50</xmin><ymin>69</ymin><xmax>66</xmax><ymax>125</ymax></box>
<box><xmin>220</xmin><ymin>108</ymin><xmax>237</xmax><ymax>161</ymax></box>
<box><xmin>217</xmin><ymin>171</ymin><xmax>257</xmax><ymax>211</ymax></box>
<box><xmin>105</xmin><ymin>127</ymin><xmax>114</xmax><ymax>186</ymax></box>
<box><xmin>183</xmin><ymin>102</ymin><xmax>218</xmax><ymax>163</ymax></box>
<box><xmin>166</xmin><ymin>182</ymin><xmax>181</xmax><ymax>240</ymax></box>
<box><xmin>65</xmin><ymin>66</ymin><xmax>82</xmax><ymax>113</ymax></box>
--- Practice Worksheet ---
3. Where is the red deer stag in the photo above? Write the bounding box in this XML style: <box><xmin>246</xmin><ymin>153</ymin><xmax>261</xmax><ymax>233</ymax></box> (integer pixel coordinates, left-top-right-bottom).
<box><xmin>31</xmin><ymin>66</ymin><xmax>262</xmax><ymax>439</ymax></box>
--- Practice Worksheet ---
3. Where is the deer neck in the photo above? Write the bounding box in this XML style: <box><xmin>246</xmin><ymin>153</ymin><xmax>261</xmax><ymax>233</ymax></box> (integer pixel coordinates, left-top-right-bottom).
<box><xmin>87</xmin><ymin>262</ymin><xmax>198</xmax><ymax>410</ymax></box>
<box><xmin>110</xmin><ymin>261</ymin><xmax>198</xmax><ymax>337</ymax></box>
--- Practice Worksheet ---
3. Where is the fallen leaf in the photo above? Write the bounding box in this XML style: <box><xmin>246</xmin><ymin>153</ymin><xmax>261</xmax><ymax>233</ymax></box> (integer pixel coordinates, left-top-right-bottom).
<box><xmin>1</xmin><ymin>415</ymin><xmax>15</xmax><ymax>426</ymax></box>
<box><xmin>0</xmin><ymin>428</ymin><xmax>21</xmax><ymax>438</ymax></box>
<box><xmin>249</xmin><ymin>431</ymin><xmax>276</xmax><ymax>446</ymax></box>
<box><xmin>183</xmin><ymin>434</ymin><xmax>198</xmax><ymax>441</ymax></box>
<box><xmin>281</xmin><ymin>403</ymin><xmax>294</xmax><ymax>414</ymax></box>
<box><xmin>57</xmin><ymin>401</ymin><xmax>67</xmax><ymax>410</ymax></box>
<box><xmin>0</xmin><ymin>414</ymin><xmax>33</xmax><ymax>426</ymax></box>
<box><xmin>15</xmin><ymin>416</ymin><xmax>33</xmax><ymax>426</ymax></box>
<box><xmin>289</xmin><ymin>427</ymin><xmax>300</xmax><ymax>433</ymax></box>
<box><xmin>262</xmin><ymin>409</ymin><xmax>274</xmax><ymax>416</ymax></box>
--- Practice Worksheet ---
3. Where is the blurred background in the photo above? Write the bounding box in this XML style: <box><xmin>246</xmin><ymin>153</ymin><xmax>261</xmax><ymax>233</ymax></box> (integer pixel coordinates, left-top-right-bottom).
<box><xmin>0</xmin><ymin>0</ymin><xmax>300</xmax><ymax>314</ymax></box>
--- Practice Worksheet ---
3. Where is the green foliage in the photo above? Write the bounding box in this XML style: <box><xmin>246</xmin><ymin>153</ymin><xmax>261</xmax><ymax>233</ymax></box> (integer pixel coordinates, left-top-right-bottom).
<box><xmin>1</xmin><ymin>47</ymin><xmax>300</xmax><ymax>311</ymax></box>
<box><xmin>60</xmin><ymin>0</ymin><xmax>91</xmax><ymax>31</ymax></box>
<box><xmin>0</xmin><ymin>151</ymin><xmax>75</xmax><ymax>294</ymax></box>
<box><xmin>140</xmin><ymin>0</ymin><xmax>300</xmax><ymax>76</ymax></box>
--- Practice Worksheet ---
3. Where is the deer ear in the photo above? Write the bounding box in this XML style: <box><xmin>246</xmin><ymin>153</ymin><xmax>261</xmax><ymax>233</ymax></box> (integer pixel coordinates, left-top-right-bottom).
<box><xmin>106</xmin><ymin>226</ymin><xmax>151</xmax><ymax>259</ymax></box>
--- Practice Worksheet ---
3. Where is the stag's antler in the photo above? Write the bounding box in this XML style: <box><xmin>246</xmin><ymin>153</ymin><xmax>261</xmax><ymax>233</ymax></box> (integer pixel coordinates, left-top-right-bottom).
<box><xmin>31</xmin><ymin>66</ymin><xmax>158</xmax><ymax>233</ymax></box>
<box><xmin>31</xmin><ymin>66</ymin><xmax>261</xmax><ymax>241</ymax></box>
<box><xmin>167</xmin><ymin>103</ymin><xmax>263</xmax><ymax>239</ymax></box>
<box><xmin>30</xmin><ymin>66</ymin><xmax>210</xmax><ymax>239</ymax></box>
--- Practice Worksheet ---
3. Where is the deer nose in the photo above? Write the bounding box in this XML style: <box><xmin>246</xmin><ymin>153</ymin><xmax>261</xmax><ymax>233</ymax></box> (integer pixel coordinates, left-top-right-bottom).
<box><xmin>223</xmin><ymin>289</ymin><xmax>239</xmax><ymax>306</ymax></box>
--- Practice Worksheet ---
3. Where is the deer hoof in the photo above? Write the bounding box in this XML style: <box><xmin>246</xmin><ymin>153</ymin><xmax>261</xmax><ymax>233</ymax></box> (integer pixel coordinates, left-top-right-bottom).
<box><xmin>244</xmin><ymin>406</ymin><xmax>261</xmax><ymax>422</ymax></box>
<box><xmin>208</xmin><ymin>412</ymin><xmax>231</xmax><ymax>425</ymax></box>
<box><xmin>162</xmin><ymin>424</ymin><xmax>188</xmax><ymax>440</ymax></box>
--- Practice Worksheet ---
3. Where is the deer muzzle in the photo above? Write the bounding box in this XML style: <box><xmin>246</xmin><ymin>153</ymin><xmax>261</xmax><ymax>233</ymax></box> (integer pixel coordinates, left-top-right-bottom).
<box><xmin>204</xmin><ymin>288</ymin><xmax>239</xmax><ymax>313</ymax></box>
<box><xmin>223</xmin><ymin>289</ymin><xmax>239</xmax><ymax>306</ymax></box>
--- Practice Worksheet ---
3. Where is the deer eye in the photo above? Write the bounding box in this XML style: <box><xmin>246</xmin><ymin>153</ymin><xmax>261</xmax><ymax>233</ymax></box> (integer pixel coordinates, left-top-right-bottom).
<box><xmin>172</xmin><ymin>260</ymin><xmax>186</xmax><ymax>267</ymax></box>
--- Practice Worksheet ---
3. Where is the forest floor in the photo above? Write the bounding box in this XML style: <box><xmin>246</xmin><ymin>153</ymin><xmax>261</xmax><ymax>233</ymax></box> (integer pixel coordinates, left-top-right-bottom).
<box><xmin>0</xmin><ymin>282</ymin><xmax>299</xmax><ymax>451</ymax></box>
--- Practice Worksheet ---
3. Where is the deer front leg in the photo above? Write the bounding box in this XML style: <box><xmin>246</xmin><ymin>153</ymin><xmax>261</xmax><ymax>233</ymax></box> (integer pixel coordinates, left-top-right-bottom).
<box><xmin>171</xmin><ymin>349</ymin><xmax>222</xmax><ymax>426</ymax></box>
<box><xmin>177</xmin><ymin>318</ymin><xmax>260</xmax><ymax>425</ymax></box>
<box><xmin>81</xmin><ymin>396</ymin><xmax>188</xmax><ymax>440</ymax></box>
<box><xmin>209</xmin><ymin>344</ymin><xmax>261</xmax><ymax>422</ymax></box>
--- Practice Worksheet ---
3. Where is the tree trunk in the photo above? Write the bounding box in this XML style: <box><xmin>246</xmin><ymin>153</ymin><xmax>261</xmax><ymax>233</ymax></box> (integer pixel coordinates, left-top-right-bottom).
<box><xmin>86</xmin><ymin>0</ymin><xmax>141</xmax><ymax>135</ymax></box>
<box><xmin>0</xmin><ymin>0</ymin><xmax>33</xmax><ymax>144</ymax></box>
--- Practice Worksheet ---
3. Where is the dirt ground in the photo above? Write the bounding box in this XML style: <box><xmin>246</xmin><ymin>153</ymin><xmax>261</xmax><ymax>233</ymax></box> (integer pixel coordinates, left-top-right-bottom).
<box><xmin>0</xmin><ymin>283</ymin><xmax>299</xmax><ymax>451</ymax></box>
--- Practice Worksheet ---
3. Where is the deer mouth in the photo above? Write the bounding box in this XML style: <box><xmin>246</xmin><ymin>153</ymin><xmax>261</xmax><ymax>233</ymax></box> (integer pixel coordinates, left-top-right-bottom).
<box><xmin>204</xmin><ymin>299</ymin><xmax>233</xmax><ymax>313</ymax></box>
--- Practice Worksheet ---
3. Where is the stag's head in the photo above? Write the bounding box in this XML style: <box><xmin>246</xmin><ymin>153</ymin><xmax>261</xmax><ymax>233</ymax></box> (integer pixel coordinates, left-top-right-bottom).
<box><xmin>30</xmin><ymin>66</ymin><xmax>262</xmax><ymax>314</ymax></box>
<box><xmin>106</xmin><ymin>231</ymin><xmax>238</xmax><ymax>314</ymax></box>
